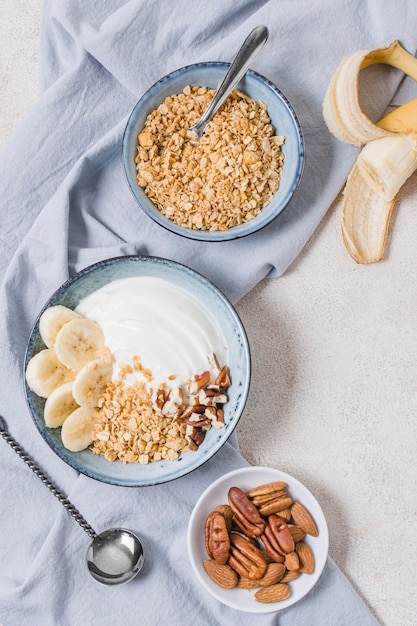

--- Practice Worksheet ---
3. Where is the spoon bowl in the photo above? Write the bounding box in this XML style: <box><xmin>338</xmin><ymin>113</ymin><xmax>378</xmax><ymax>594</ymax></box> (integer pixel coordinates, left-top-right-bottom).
<box><xmin>87</xmin><ymin>528</ymin><xmax>144</xmax><ymax>585</ymax></box>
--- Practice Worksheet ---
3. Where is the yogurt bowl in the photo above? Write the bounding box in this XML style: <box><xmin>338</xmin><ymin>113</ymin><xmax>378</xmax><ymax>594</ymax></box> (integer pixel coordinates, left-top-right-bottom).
<box><xmin>24</xmin><ymin>256</ymin><xmax>251</xmax><ymax>486</ymax></box>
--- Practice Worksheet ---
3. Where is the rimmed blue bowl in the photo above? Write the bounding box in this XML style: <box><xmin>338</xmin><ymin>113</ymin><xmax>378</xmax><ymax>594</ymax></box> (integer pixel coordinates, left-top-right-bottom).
<box><xmin>24</xmin><ymin>256</ymin><xmax>251</xmax><ymax>487</ymax></box>
<box><xmin>123</xmin><ymin>62</ymin><xmax>304</xmax><ymax>241</ymax></box>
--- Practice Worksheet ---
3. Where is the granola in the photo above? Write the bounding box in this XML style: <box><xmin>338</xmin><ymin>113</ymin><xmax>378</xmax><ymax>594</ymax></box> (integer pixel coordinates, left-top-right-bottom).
<box><xmin>135</xmin><ymin>86</ymin><xmax>285</xmax><ymax>230</ymax></box>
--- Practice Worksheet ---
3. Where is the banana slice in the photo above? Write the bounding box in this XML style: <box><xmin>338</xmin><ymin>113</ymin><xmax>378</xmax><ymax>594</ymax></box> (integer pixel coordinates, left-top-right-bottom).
<box><xmin>72</xmin><ymin>348</ymin><xmax>113</xmax><ymax>408</ymax></box>
<box><xmin>44</xmin><ymin>381</ymin><xmax>79</xmax><ymax>428</ymax></box>
<box><xmin>25</xmin><ymin>348</ymin><xmax>76</xmax><ymax>398</ymax></box>
<box><xmin>39</xmin><ymin>305</ymin><xmax>83</xmax><ymax>348</ymax></box>
<box><xmin>54</xmin><ymin>318</ymin><xmax>105</xmax><ymax>372</ymax></box>
<box><xmin>61</xmin><ymin>407</ymin><xmax>97</xmax><ymax>452</ymax></box>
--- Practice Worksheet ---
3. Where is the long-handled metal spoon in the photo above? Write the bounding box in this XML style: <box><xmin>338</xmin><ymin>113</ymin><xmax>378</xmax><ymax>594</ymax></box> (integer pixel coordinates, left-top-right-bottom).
<box><xmin>187</xmin><ymin>24</ymin><xmax>269</xmax><ymax>139</ymax></box>
<box><xmin>0</xmin><ymin>415</ymin><xmax>144</xmax><ymax>585</ymax></box>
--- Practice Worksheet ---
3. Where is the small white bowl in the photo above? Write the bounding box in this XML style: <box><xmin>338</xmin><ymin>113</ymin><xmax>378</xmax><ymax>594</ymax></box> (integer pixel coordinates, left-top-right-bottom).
<box><xmin>187</xmin><ymin>465</ymin><xmax>329</xmax><ymax>614</ymax></box>
<box><xmin>123</xmin><ymin>63</ymin><xmax>304</xmax><ymax>241</ymax></box>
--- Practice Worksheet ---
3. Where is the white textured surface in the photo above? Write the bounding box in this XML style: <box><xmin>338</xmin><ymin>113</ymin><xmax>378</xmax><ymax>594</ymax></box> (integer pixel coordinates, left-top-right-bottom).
<box><xmin>1</xmin><ymin>3</ymin><xmax>416</xmax><ymax>625</ymax></box>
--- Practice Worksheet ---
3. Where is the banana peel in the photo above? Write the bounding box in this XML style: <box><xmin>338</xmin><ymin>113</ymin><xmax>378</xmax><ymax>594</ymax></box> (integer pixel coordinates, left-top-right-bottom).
<box><xmin>323</xmin><ymin>41</ymin><xmax>417</xmax><ymax>263</ymax></box>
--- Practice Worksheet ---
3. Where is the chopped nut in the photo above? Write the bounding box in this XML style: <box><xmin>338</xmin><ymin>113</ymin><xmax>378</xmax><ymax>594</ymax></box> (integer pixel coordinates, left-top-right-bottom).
<box><xmin>90</xmin><ymin>351</ymin><xmax>229</xmax><ymax>463</ymax></box>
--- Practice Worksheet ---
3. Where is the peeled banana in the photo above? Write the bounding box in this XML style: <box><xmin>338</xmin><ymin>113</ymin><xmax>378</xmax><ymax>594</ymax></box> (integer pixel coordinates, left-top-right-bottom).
<box><xmin>342</xmin><ymin>163</ymin><xmax>396</xmax><ymax>264</ymax></box>
<box><xmin>323</xmin><ymin>40</ymin><xmax>417</xmax><ymax>263</ymax></box>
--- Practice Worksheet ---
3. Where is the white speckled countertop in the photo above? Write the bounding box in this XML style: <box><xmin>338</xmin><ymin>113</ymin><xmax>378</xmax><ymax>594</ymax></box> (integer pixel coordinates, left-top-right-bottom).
<box><xmin>1</xmin><ymin>3</ymin><xmax>416</xmax><ymax>624</ymax></box>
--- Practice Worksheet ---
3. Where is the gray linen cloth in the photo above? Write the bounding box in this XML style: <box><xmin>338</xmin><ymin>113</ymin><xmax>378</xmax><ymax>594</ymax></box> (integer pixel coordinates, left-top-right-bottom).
<box><xmin>1</xmin><ymin>1</ymin><xmax>416</xmax><ymax>624</ymax></box>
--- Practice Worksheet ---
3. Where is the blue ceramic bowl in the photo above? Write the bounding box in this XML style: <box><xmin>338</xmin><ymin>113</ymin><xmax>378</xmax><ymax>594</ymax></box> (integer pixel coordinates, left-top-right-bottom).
<box><xmin>24</xmin><ymin>256</ymin><xmax>251</xmax><ymax>486</ymax></box>
<box><xmin>123</xmin><ymin>63</ymin><xmax>304</xmax><ymax>241</ymax></box>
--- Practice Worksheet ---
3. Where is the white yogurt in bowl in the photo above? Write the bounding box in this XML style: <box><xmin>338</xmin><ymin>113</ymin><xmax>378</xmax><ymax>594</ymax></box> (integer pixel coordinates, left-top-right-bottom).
<box><xmin>25</xmin><ymin>256</ymin><xmax>250</xmax><ymax>486</ymax></box>
<box><xmin>75</xmin><ymin>276</ymin><xmax>228</xmax><ymax>385</ymax></box>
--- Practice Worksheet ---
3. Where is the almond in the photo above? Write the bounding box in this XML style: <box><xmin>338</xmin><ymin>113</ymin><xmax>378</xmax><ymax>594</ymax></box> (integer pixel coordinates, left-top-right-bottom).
<box><xmin>284</xmin><ymin>550</ymin><xmax>300</xmax><ymax>571</ymax></box>
<box><xmin>291</xmin><ymin>502</ymin><xmax>319</xmax><ymax>537</ymax></box>
<box><xmin>276</xmin><ymin>507</ymin><xmax>292</xmax><ymax>522</ymax></box>
<box><xmin>260</xmin><ymin>562</ymin><xmax>286</xmax><ymax>586</ymax></box>
<box><xmin>203</xmin><ymin>559</ymin><xmax>238</xmax><ymax>589</ymax></box>
<box><xmin>288</xmin><ymin>524</ymin><xmax>306</xmax><ymax>543</ymax></box>
<box><xmin>237</xmin><ymin>562</ymin><xmax>286</xmax><ymax>589</ymax></box>
<box><xmin>250</xmin><ymin>490</ymin><xmax>287</xmax><ymax>506</ymax></box>
<box><xmin>237</xmin><ymin>577</ymin><xmax>261</xmax><ymax>590</ymax></box>
<box><xmin>296</xmin><ymin>541</ymin><xmax>315</xmax><ymax>574</ymax></box>
<box><xmin>254</xmin><ymin>583</ymin><xmax>291</xmax><ymax>603</ymax></box>
<box><xmin>246</xmin><ymin>481</ymin><xmax>288</xmax><ymax>498</ymax></box>
<box><xmin>280</xmin><ymin>569</ymin><xmax>301</xmax><ymax>583</ymax></box>
<box><xmin>258</xmin><ymin>496</ymin><xmax>293</xmax><ymax>517</ymax></box>
<box><xmin>215</xmin><ymin>504</ymin><xmax>234</xmax><ymax>531</ymax></box>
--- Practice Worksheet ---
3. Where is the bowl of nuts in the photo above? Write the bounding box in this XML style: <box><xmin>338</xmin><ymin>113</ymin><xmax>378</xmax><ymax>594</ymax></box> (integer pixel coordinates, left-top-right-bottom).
<box><xmin>123</xmin><ymin>63</ymin><xmax>304</xmax><ymax>241</ymax></box>
<box><xmin>187</xmin><ymin>465</ymin><xmax>329</xmax><ymax>613</ymax></box>
<box><xmin>24</xmin><ymin>255</ymin><xmax>251</xmax><ymax>486</ymax></box>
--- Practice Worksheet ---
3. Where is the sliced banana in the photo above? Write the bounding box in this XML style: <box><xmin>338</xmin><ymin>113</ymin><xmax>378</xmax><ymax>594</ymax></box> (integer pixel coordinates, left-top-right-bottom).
<box><xmin>72</xmin><ymin>348</ymin><xmax>113</xmax><ymax>408</ymax></box>
<box><xmin>43</xmin><ymin>381</ymin><xmax>79</xmax><ymax>428</ymax></box>
<box><xmin>25</xmin><ymin>348</ymin><xmax>76</xmax><ymax>398</ymax></box>
<box><xmin>54</xmin><ymin>318</ymin><xmax>105</xmax><ymax>372</ymax></box>
<box><xmin>39</xmin><ymin>305</ymin><xmax>83</xmax><ymax>348</ymax></box>
<box><xmin>61</xmin><ymin>407</ymin><xmax>97</xmax><ymax>452</ymax></box>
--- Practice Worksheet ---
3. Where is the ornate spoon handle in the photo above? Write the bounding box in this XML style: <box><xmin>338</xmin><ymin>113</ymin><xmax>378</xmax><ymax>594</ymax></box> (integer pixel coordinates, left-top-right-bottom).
<box><xmin>0</xmin><ymin>415</ymin><xmax>97</xmax><ymax>539</ymax></box>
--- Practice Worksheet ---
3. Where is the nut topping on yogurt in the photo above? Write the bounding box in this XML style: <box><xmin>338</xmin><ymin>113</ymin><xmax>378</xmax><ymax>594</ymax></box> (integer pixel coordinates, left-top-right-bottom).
<box><xmin>90</xmin><ymin>351</ymin><xmax>230</xmax><ymax>463</ymax></box>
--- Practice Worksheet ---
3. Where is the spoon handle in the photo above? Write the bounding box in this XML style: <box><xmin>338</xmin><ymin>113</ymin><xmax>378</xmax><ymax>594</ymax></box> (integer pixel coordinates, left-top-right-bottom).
<box><xmin>0</xmin><ymin>416</ymin><xmax>97</xmax><ymax>540</ymax></box>
<box><xmin>191</xmin><ymin>25</ymin><xmax>269</xmax><ymax>138</ymax></box>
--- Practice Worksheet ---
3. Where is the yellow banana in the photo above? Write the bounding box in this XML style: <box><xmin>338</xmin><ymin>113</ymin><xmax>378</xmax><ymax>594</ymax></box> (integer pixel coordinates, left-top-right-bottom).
<box><xmin>323</xmin><ymin>41</ymin><xmax>417</xmax><ymax>263</ymax></box>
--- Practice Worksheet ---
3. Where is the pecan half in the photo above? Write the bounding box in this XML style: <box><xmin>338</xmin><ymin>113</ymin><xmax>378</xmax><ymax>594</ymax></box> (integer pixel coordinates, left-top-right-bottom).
<box><xmin>268</xmin><ymin>515</ymin><xmax>295</xmax><ymax>554</ymax></box>
<box><xmin>261</xmin><ymin>515</ymin><xmax>295</xmax><ymax>563</ymax></box>
<box><xmin>261</xmin><ymin>530</ymin><xmax>285</xmax><ymax>563</ymax></box>
<box><xmin>228</xmin><ymin>532</ymin><xmax>267</xmax><ymax>580</ymax></box>
<box><xmin>228</xmin><ymin>486</ymin><xmax>266</xmax><ymax>538</ymax></box>
<box><xmin>205</xmin><ymin>511</ymin><xmax>230</xmax><ymax>565</ymax></box>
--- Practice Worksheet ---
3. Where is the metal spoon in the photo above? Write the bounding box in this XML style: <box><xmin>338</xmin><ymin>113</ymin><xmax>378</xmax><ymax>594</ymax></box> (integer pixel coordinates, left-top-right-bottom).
<box><xmin>0</xmin><ymin>415</ymin><xmax>144</xmax><ymax>585</ymax></box>
<box><xmin>187</xmin><ymin>24</ymin><xmax>269</xmax><ymax>139</ymax></box>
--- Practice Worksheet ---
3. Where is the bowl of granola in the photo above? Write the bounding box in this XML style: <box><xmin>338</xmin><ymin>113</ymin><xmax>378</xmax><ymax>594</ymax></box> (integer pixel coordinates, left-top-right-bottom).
<box><xmin>123</xmin><ymin>63</ymin><xmax>304</xmax><ymax>241</ymax></box>
<box><xmin>24</xmin><ymin>255</ymin><xmax>251</xmax><ymax>486</ymax></box>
